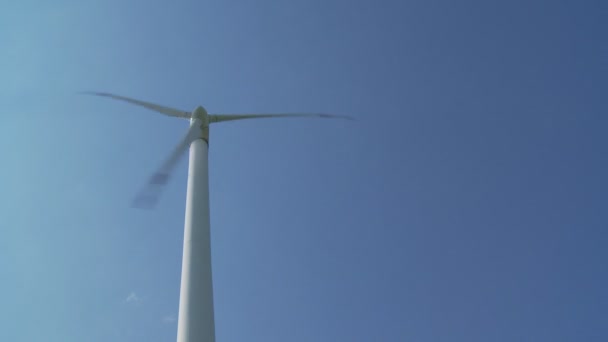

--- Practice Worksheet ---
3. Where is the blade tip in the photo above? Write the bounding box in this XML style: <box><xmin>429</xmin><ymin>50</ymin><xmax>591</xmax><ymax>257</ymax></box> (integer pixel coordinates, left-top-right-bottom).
<box><xmin>131</xmin><ymin>195</ymin><xmax>159</xmax><ymax>210</ymax></box>
<box><xmin>78</xmin><ymin>90</ymin><xmax>109</xmax><ymax>97</ymax></box>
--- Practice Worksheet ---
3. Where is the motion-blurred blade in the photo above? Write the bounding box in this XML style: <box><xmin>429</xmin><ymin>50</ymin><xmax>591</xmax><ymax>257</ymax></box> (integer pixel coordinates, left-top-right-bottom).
<box><xmin>209</xmin><ymin>113</ymin><xmax>354</xmax><ymax>123</ymax></box>
<box><xmin>81</xmin><ymin>91</ymin><xmax>191</xmax><ymax>119</ymax></box>
<box><xmin>132</xmin><ymin>123</ymin><xmax>200</xmax><ymax>209</ymax></box>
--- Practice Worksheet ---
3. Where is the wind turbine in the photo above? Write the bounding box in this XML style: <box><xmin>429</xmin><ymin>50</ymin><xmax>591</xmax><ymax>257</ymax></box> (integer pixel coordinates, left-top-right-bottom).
<box><xmin>84</xmin><ymin>91</ymin><xmax>351</xmax><ymax>342</ymax></box>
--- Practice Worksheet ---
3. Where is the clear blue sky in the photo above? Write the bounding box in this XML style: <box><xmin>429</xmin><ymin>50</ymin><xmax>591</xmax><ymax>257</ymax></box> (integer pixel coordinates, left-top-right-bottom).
<box><xmin>1</xmin><ymin>0</ymin><xmax>607</xmax><ymax>341</ymax></box>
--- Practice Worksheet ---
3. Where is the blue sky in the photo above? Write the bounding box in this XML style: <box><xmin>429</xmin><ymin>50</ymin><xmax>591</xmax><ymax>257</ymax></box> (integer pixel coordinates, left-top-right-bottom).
<box><xmin>1</xmin><ymin>0</ymin><xmax>607</xmax><ymax>341</ymax></box>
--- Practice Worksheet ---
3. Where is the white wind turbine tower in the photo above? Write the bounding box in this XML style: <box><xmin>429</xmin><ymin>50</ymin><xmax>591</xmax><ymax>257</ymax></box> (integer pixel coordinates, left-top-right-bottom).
<box><xmin>84</xmin><ymin>92</ymin><xmax>351</xmax><ymax>342</ymax></box>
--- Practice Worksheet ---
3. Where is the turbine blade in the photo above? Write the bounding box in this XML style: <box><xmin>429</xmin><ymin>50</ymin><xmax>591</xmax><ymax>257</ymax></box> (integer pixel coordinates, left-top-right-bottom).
<box><xmin>131</xmin><ymin>123</ymin><xmax>200</xmax><ymax>209</ymax></box>
<box><xmin>81</xmin><ymin>91</ymin><xmax>191</xmax><ymax>119</ymax></box>
<box><xmin>209</xmin><ymin>113</ymin><xmax>353</xmax><ymax>123</ymax></box>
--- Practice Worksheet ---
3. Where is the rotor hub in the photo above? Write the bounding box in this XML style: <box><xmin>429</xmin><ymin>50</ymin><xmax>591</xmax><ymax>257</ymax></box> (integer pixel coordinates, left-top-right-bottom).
<box><xmin>190</xmin><ymin>106</ymin><xmax>210</xmax><ymax>143</ymax></box>
<box><xmin>192</xmin><ymin>106</ymin><xmax>209</xmax><ymax>124</ymax></box>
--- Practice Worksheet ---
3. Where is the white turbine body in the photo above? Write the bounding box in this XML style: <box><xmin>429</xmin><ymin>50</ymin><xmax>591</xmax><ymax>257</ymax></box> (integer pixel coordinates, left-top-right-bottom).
<box><xmin>84</xmin><ymin>92</ymin><xmax>351</xmax><ymax>342</ymax></box>
<box><xmin>178</xmin><ymin>117</ymin><xmax>214</xmax><ymax>342</ymax></box>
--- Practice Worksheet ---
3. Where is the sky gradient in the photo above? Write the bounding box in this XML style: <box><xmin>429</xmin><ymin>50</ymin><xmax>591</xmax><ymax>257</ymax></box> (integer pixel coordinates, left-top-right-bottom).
<box><xmin>1</xmin><ymin>0</ymin><xmax>607</xmax><ymax>341</ymax></box>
